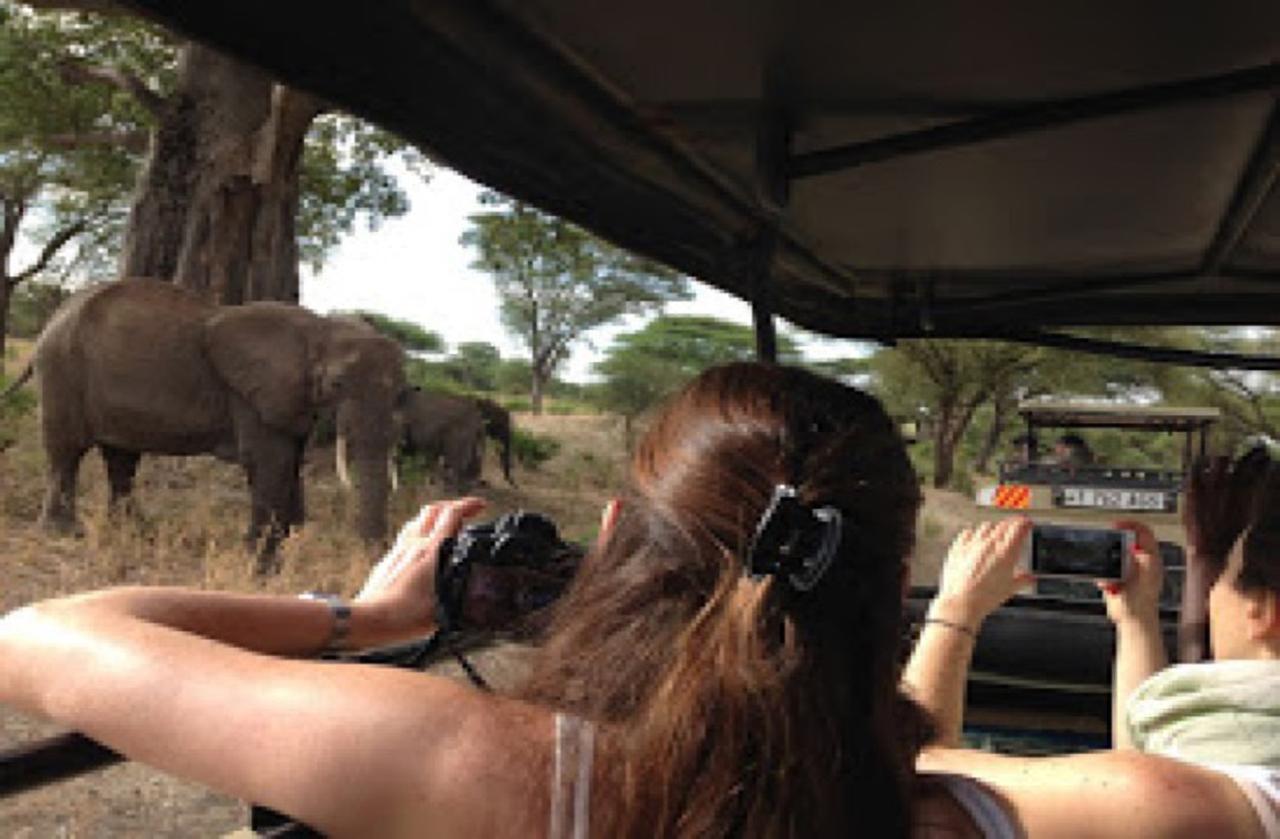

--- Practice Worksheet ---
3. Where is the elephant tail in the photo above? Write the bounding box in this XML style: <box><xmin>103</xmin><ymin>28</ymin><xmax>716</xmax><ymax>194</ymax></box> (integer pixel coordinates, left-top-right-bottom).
<box><xmin>1</xmin><ymin>361</ymin><xmax>34</xmax><ymax>401</ymax></box>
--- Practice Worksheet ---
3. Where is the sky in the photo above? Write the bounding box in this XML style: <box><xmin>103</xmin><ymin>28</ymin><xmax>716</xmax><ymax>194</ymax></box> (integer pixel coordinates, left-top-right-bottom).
<box><xmin>300</xmin><ymin>166</ymin><xmax>866</xmax><ymax>382</ymax></box>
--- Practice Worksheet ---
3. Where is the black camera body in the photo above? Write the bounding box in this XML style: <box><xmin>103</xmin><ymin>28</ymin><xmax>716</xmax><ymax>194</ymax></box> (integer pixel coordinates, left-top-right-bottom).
<box><xmin>434</xmin><ymin>511</ymin><xmax>584</xmax><ymax>635</ymax></box>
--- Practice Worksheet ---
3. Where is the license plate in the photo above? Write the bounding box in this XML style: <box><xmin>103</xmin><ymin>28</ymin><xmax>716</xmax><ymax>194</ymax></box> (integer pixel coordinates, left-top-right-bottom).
<box><xmin>1058</xmin><ymin>487</ymin><xmax>1167</xmax><ymax>511</ymax></box>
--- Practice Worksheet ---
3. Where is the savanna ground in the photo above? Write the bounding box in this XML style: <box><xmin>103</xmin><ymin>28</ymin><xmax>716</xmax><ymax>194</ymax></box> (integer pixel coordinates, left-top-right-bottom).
<box><xmin>0</xmin><ymin>339</ymin><xmax>968</xmax><ymax>836</ymax></box>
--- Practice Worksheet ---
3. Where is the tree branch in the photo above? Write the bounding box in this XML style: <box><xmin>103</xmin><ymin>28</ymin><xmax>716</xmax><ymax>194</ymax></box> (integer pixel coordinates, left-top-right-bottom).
<box><xmin>13</xmin><ymin>219</ymin><xmax>88</xmax><ymax>283</ymax></box>
<box><xmin>58</xmin><ymin>57</ymin><xmax>166</xmax><ymax>117</ymax></box>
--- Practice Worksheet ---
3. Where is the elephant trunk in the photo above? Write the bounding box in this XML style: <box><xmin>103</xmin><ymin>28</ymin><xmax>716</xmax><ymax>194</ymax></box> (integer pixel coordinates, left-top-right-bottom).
<box><xmin>348</xmin><ymin>450</ymin><xmax>391</xmax><ymax>542</ymax></box>
<box><xmin>337</xmin><ymin>433</ymin><xmax>397</xmax><ymax>494</ymax></box>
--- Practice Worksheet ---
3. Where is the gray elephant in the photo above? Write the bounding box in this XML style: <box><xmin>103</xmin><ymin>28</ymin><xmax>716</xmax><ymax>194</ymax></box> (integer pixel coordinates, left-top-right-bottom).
<box><xmin>398</xmin><ymin>388</ymin><xmax>515</xmax><ymax>491</ymax></box>
<box><xmin>13</xmin><ymin>279</ymin><xmax>406</xmax><ymax>566</ymax></box>
<box><xmin>473</xmin><ymin>396</ymin><xmax>515</xmax><ymax>486</ymax></box>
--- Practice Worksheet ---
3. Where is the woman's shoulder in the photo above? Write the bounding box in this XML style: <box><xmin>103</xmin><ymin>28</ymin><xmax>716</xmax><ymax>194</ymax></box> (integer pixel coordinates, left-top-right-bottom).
<box><xmin>412</xmin><ymin>695</ymin><xmax>555</xmax><ymax>837</ymax></box>
<box><xmin>919</xmin><ymin>746</ymin><xmax>1266</xmax><ymax>838</ymax></box>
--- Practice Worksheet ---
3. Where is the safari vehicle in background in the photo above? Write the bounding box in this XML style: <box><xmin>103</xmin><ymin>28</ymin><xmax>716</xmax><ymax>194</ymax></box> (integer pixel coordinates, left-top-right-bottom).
<box><xmin>912</xmin><ymin>402</ymin><xmax>1221</xmax><ymax>751</ymax></box>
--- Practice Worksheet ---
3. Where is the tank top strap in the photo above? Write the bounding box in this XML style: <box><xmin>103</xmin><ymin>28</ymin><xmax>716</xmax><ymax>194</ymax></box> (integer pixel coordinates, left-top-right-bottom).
<box><xmin>549</xmin><ymin>712</ymin><xmax>596</xmax><ymax>839</ymax></box>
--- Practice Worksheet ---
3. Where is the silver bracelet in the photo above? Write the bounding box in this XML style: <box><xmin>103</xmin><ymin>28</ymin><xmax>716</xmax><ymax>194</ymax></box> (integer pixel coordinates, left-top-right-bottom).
<box><xmin>299</xmin><ymin>592</ymin><xmax>352</xmax><ymax>655</ymax></box>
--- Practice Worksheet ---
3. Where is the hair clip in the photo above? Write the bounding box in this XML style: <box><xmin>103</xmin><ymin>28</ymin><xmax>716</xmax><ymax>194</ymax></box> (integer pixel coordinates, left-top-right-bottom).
<box><xmin>745</xmin><ymin>484</ymin><xmax>844</xmax><ymax>592</ymax></box>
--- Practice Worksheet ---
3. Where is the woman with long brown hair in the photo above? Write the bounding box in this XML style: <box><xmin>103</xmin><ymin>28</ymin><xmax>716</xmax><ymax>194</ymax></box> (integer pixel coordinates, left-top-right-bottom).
<box><xmin>0</xmin><ymin>362</ymin><xmax>1262</xmax><ymax>836</ymax></box>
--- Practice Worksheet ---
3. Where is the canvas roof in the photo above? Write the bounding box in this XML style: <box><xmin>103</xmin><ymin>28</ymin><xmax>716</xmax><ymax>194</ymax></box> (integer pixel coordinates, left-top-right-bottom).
<box><xmin>1018</xmin><ymin>401</ymin><xmax>1222</xmax><ymax>431</ymax></box>
<box><xmin>121</xmin><ymin>1</ymin><xmax>1280</xmax><ymax>351</ymax></box>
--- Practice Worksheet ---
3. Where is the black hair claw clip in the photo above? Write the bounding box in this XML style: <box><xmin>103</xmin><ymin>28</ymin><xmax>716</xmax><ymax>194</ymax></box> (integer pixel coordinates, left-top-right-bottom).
<box><xmin>744</xmin><ymin>484</ymin><xmax>844</xmax><ymax>592</ymax></box>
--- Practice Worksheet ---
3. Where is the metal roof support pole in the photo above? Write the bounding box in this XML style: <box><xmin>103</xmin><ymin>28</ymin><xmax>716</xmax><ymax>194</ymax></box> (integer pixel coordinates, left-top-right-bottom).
<box><xmin>749</xmin><ymin>228</ymin><xmax>781</xmax><ymax>362</ymax></box>
<box><xmin>749</xmin><ymin>60</ymin><xmax>791</xmax><ymax>363</ymax></box>
<box><xmin>789</xmin><ymin>62</ymin><xmax>1280</xmax><ymax>180</ymax></box>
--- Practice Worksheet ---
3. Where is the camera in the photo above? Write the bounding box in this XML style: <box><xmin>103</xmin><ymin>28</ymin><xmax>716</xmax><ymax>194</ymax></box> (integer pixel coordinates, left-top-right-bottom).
<box><xmin>1018</xmin><ymin>523</ymin><xmax>1132</xmax><ymax>581</ymax></box>
<box><xmin>435</xmin><ymin>511</ymin><xmax>584</xmax><ymax>634</ymax></box>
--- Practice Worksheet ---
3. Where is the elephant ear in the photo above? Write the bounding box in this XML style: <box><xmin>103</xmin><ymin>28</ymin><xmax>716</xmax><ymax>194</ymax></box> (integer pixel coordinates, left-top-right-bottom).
<box><xmin>202</xmin><ymin>303</ymin><xmax>313</xmax><ymax>435</ymax></box>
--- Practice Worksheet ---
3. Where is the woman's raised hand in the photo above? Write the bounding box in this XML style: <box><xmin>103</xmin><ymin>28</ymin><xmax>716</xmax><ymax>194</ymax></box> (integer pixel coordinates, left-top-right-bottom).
<box><xmin>933</xmin><ymin>517</ymin><xmax>1035</xmax><ymax>629</ymax></box>
<box><xmin>1098</xmin><ymin>519</ymin><xmax>1164</xmax><ymax>627</ymax></box>
<box><xmin>354</xmin><ymin>497</ymin><xmax>487</xmax><ymax>637</ymax></box>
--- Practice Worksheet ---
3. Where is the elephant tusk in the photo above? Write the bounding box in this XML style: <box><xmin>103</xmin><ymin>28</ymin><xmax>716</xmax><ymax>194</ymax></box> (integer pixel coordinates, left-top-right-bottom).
<box><xmin>336</xmin><ymin>434</ymin><xmax>353</xmax><ymax>490</ymax></box>
<box><xmin>389</xmin><ymin>455</ymin><xmax>399</xmax><ymax>493</ymax></box>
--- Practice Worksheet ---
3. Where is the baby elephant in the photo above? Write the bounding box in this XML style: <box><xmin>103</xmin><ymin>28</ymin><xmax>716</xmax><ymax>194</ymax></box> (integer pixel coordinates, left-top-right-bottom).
<box><xmin>397</xmin><ymin>388</ymin><xmax>515</xmax><ymax>491</ymax></box>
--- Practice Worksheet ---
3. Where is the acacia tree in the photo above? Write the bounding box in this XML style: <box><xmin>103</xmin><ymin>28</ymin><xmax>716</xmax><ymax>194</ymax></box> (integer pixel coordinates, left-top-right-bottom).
<box><xmin>14</xmin><ymin>1</ymin><xmax>428</xmax><ymax>306</ymax></box>
<box><xmin>594</xmin><ymin>315</ymin><xmax>800</xmax><ymax>442</ymax></box>
<box><xmin>871</xmin><ymin>340</ymin><xmax>1042</xmax><ymax>489</ymax></box>
<box><xmin>462</xmin><ymin>191</ymin><xmax>691</xmax><ymax>413</ymax></box>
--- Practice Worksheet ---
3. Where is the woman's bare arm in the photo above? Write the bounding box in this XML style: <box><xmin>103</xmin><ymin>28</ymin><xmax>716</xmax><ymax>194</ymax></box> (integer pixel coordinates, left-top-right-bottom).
<box><xmin>900</xmin><ymin>601</ymin><xmax>977</xmax><ymax>746</ymax></box>
<box><xmin>919</xmin><ymin>746</ymin><xmax>1265</xmax><ymax>838</ymax></box>
<box><xmin>1101</xmin><ymin>520</ymin><xmax>1168</xmax><ymax>748</ymax></box>
<box><xmin>0</xmin><ymin>498</ymin><xmax>548</xmax><ymax>838</ymax></box>
<box><xmin>902</xmin><ymin>518</ymin><xmax>1034</xmax><ymax>745</ymax></box>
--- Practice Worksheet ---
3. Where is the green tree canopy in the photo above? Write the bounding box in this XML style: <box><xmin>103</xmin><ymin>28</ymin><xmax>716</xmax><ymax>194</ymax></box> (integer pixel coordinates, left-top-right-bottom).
<box><xmin>461</xmin><ymin>191</ymin><xmax>691</xmax><ymax>412</ymax></box>
<box><xmin>343</xmin><ymin>310</ymin><xmax>444</xmax><ymax>353</ymax></box>
<box><xmin>593</xmin><ymin>315</ymin><xmax>801</xmax><ymax>435</ymax></box>
<box><xmin>0</xmin><ymin>3</ymin><xmax>158</xmax><ymax>353</ymax></box>
<box><xmin>442</xmin><ymin>341</ymin><xmax>501</xmax><ymax>391</ymax></box>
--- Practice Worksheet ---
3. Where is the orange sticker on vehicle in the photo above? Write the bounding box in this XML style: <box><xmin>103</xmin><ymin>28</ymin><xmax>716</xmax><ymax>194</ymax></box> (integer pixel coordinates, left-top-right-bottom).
<box><xmin>993</xmin><ymin>484</ymin><xmax>1031</xmax><ymax>509</ymax></box>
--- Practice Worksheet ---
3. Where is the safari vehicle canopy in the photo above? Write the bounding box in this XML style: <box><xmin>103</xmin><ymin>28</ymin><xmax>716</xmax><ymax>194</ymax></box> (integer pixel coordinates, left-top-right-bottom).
<box><xmin>117</xmin><ymin>1</ymin><xmax>1280</xmax><ymax>364</ymax></box>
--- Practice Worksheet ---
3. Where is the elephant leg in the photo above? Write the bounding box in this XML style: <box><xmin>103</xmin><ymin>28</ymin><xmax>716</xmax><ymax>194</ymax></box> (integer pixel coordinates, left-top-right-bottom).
<box><xmin>100</xmin><ymin>445</ymin><xmax>142</xmax><ymax>515</ymax></box>
<box><xmin>285</xmin><ymin>438</ymin><xmax>306</xmax><ymax>528</ymax></box>
<box><xmin>244</xmin><ymin>434</ymin><xmax>303</xmax><ymax>573</ymax></box>
<box><xmin>41</xmin><ymin>443</ymin><xmax>87</xmax><ymax>535</ymax></box>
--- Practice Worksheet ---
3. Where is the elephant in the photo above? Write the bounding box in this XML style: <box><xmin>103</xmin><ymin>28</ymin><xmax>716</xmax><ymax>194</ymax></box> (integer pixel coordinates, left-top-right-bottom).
<box><xmin>397</xmin><ymin>388</ymin><xmax>515</xmax><ymax>491</ymax></box>
<box><xmin>473</xmin><ymin>397</ymin><xmax>515</xmax><ymax>486</ymax></box>
<box><xmin>18</xmin><ymin>279</ymin><xmax>407</xmax><ymax>566</ymax></box>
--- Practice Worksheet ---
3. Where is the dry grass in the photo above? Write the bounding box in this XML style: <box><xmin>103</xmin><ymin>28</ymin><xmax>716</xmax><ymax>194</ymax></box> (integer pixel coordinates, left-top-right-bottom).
<box><xmin>0</xmin><ymin>382</ymin><xmax>963</xmax><ymax>834</ymax></box>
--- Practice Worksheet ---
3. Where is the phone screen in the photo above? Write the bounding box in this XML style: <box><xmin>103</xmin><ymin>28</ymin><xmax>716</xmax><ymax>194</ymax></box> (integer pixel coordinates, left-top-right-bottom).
<box><xmin>1031</xmin><ymin>525</ymin><xmax>1126</xmax><ymax>580</ymax></box>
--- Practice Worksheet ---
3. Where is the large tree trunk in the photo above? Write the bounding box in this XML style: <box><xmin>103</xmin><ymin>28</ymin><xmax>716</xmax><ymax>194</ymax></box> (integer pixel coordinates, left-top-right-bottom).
<box><xmin>932</xmin><ymin>425</ymin><xmax>959</xmax><ymax>489</ymax></box>
<box><xmin>120</xmin><ymin>44</ymin><xmax>320</xmax><ymax>304</ymax></box>
<box><xmin>932</xmin><ymin>397</ymin><xmax>983</xmax><ymax>489</ymax></box>
<box><xmin>974</xmin><ymin>393</ymin><xmax>1015</xmax><ymax>475</ymax></box>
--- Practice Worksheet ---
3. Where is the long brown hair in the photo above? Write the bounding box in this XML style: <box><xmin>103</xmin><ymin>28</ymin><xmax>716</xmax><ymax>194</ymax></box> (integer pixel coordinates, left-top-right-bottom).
<box><xmin>519</xmin><ymin>363</ymin><xmax>927</xmax><ymax>837</ymax></box>
<box><xmin>1185</xmin><ymin>447</ymin><xmax>1280</xmax><ymax>591</ymax></box>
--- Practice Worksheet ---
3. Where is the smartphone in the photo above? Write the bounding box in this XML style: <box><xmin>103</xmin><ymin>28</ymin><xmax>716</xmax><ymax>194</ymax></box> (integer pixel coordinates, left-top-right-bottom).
<box><xmin>1019</xmin><ymin>523</ymin><xmax>1133</xmax><ymax>581</ymax></box>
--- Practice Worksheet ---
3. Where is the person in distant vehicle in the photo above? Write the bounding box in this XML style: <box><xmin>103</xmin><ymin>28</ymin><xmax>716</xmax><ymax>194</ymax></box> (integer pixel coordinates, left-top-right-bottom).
<box><xmin>1053</xmin><ymin>433</ymin><xmax>1095</xmax><ymax>469</ymax></box>
<box><xmin>1008</xmin><ymin>433</ymin><xmax>1039</xmax><ymax>466</ymax></box>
